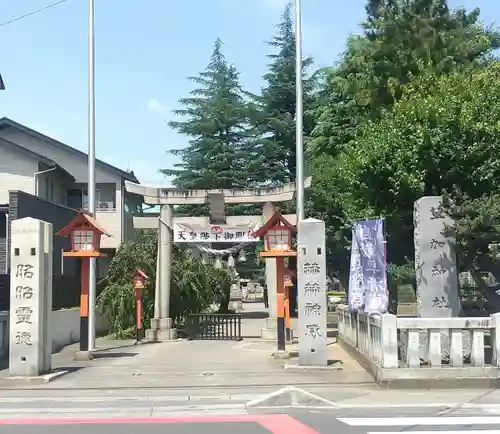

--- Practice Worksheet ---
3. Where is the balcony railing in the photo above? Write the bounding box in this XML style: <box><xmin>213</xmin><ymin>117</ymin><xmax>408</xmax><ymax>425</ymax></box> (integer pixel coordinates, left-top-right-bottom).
<box><xmin>80</xmin><ymin>205</ymin><xmax>117</xmax><ymax>213</ymax></box>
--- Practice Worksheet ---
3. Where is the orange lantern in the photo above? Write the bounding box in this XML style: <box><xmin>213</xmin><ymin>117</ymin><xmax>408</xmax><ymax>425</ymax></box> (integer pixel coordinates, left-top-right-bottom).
<box><xmin>56</xmin><ymin>212</ymin><xmax>110</xmax><ymax>353</ymax></box>
<box><xmin>133</xmin><ymin>269</ymin><xmax>148</xmax><ymax>342</ymax></box>
<box><xmin>253</xmin><ymin>208</ymin><xmax>297</xmax><ymax>352</ymax></box>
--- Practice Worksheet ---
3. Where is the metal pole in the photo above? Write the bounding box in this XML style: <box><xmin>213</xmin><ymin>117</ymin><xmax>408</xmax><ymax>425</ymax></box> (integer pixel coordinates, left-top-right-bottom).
<box><xmin>87</xmin><ymin>0</ymin><xmax>97</xmax><ymax>352</ymax></box>
<box><xmin>294</xmin><ymin>0</ymin><xmax>305</xmax><ymax>221</ymax></box>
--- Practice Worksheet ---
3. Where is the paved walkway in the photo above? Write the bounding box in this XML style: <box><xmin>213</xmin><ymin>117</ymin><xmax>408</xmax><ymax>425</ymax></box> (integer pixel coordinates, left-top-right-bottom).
<box><xmin>0</xmin><ymin>303</ymin><xmax>371</xmax><ymax>390</ymax></box>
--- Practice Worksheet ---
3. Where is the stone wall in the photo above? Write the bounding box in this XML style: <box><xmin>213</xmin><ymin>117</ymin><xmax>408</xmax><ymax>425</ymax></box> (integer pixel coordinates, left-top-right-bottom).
<box><xmin>0</xmin><ymin>308</ymin><xmax>108</xmax><ymax>358</ymax></box>
<box><xmin>0</xmin><ymin>274</ymin><xmax>82</xmax><ymax>311</ymax></box>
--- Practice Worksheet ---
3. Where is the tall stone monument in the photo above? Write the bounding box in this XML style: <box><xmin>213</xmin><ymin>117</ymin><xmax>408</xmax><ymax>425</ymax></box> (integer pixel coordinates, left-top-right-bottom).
<box><xmin>412</xmin><ymin>197</ymin><xmax>465</xmax><ymax>361</ymax></box>
<box><xmin>9</xmin><ymin>218</ymin><xmax>52</xmax><ymax>377</ymax></box>
<box><xmin>297</xmin><ymin>218</ymin><xmax>328</xmax><ymax>366</ymax></box>
<box><xmin>414</xmin><ymin>196</ymin><xmax>460</xmax><ymax>317</ymax></box>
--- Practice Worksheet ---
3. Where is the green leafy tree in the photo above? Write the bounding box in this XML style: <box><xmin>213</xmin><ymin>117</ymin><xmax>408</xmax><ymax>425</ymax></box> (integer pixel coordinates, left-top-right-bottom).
<box><xmin>309</xmin><ymin>0</ymin><xmax>500</xmax><ymax>156</ymax></box>
<box><xmin>247</xmin><ymin>2</ymin><xmax>316</xmax><ymax>186</ymax></box>
<box><xmin>161</xmin><ymin>38</ymin><xmax>253</xmax><ymax>190</ymax></box>
<box><xmin>440</xmin><ymin>194</ymin><xmax>500</xmax><ymax>310</ymax></box>
<box><xmin>332</xmin><ymin>62</ymin><xmax>500</xmax><ymax>307</ymax></box>
<box><xmin>306</xmin><ymin>0</ymin><xmax>500</xmax><ymax>283</ymax></box>
<box><xmin>98</xmin><ymin>230</ymin><xmax>233</xmax><ymax>338</ymax></box>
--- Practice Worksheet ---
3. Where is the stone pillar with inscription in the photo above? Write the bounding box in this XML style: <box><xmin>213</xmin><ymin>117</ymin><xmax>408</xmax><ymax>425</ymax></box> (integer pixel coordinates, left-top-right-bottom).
<box><xmin>414</xmin><ymin>196</ymin><xmax>460</xmax><ymax>318</ymax></box>
<box><xmin>9</xmin><ymin>217</ymin><xmax>52</xmax><ymax>377</ymax></box>
<box><xmin>297</xmin><ymin>218</ymin><xmax>328</xmax><ymax>366</ymax></box>
<box><xmin>412</xmin><ymin>196</ymin><xmax>465</xmax><ymax>361</ymax></box>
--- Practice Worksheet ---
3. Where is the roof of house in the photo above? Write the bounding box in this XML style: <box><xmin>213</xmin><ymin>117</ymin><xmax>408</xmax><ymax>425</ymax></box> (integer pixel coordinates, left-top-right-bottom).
<box><xmin>0</xmin><ymin>117</ymin><xmax>139</xmax><ymax>183</ymax></box>
<box><xmin>0</xmin><ymin>136</ymin><xmax>75</xmax><ymax>181</ymax></box>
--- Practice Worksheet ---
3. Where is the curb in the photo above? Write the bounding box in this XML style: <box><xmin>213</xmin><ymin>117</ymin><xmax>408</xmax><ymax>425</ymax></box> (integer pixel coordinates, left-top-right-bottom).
<box><xmin>0</xmin><ymin>394</ymin><xmax>264</xmax><ymax>404</ymax></box>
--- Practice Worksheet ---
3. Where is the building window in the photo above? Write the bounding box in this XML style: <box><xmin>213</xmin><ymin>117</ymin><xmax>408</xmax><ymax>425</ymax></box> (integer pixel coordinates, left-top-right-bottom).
<box><xmin>67</xmin><ymin>187</ymin><xmax>115</xmax><ymax>211</ymax></box>
<box><xmin>67</xmin><ymin>189</ymin><xmax>84</xmax><ymax>209</ymax></box>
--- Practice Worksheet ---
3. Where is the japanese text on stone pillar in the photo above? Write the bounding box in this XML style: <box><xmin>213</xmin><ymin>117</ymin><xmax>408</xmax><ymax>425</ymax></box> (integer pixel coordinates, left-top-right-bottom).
<box><xmin>302</xmin><ymin>261</ymin><xmax>323</xmax><ymax>339</ymax></box>
<box><xmin>13</xmin><ymin>264</ymin><xmax>35</xmax><ymax>346</ymax></box>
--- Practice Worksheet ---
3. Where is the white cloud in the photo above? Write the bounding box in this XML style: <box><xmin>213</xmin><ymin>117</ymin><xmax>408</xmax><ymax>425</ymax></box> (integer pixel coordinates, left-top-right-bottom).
<box><xmin>147</xmin><ymin>97</ymin><xmax>166</xmax><ymax>113</ymax></box>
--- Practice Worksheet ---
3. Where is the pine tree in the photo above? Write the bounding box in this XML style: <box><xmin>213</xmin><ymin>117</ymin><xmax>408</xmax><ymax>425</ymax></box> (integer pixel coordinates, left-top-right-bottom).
<box><xmin>161</xmin><ymin>39</ymin><xmax>251</xmax><ymax>190</ymax></box>
<box><xmin>247</xmin><ymin>2</ymin><xmax>315</xmax><ymax>186</ymax></box>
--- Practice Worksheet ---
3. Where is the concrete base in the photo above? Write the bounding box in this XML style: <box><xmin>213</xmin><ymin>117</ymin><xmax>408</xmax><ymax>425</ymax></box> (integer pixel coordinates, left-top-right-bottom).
<box><xmin>158</xmin><ymin>328</ymin><xmax>178</xmax><ymax>340</ymax></box>
<box><xmin>261</xmin><ymin>327</ymin><xmax>277</xmax><ymax>341</ymax></box>
<box><xmin>6</xmin><ymin>370</ymin><xmax>68</xmax><ymax>384</ymax></box>
<box><xmin>74</xmin><ymin>351</ymin><xmax>93</xmax><ymax>361</ymax></box>
<box><xmin>272</xmin><ymin>350</ymin><xmax>291</xmax><ymax>360</ymax></box>
<box><xmin>146</xmin><ymin>328</ymin><xmax>158</xmax><ymax>341</ymax></box>
<box><xmin>261</xmin><ymin>317</ymin><xmax>277</xmax><ymax>341</ymax></box>
<box><xmin>284</xmin><ymin>361</ymin><xmax>343</xmax><ymax>371</ymax></box>
<box><xmin>159</xmin><ymin>317</ymin><xmax>173</xmax><ymax>329</ymax></box>
<box><xmin>147</xmin><ymin>317</ymin><xmax>177</xmax><ymax>342</ymax></box>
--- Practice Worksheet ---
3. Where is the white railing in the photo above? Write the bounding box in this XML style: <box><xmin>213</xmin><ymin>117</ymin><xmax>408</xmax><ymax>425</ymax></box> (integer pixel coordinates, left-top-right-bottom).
<box><xmin>0</xmin><ymin>311</ymin><xmax>8</xmax><ymax>359</ymax></box>
<box><xmin>337</xmin><ymin>305</ymin><xmax>500</xmax><ymax>370</ymax></box>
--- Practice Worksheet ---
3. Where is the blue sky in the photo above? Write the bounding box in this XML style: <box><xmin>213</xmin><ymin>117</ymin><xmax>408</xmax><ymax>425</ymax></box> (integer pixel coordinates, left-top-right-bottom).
<box><xmin>1</xmin><ymin>0</ymin><xmax>498</xmax><ymax>186</ymax></box>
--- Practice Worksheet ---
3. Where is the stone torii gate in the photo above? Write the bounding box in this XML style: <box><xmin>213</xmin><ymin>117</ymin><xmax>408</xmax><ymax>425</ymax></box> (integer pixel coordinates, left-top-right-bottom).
<box><xmin>125</xmin><ymin>179</ymin><xmax>311</xmax><ymax>341</ymax></box>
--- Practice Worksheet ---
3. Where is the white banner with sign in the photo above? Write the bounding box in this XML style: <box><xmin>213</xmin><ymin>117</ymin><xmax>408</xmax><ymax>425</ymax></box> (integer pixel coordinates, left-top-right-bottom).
<box><xmin>173</xmin><ymin>224</ymin><xmax>260</xmax><ymax>243</ymax></box>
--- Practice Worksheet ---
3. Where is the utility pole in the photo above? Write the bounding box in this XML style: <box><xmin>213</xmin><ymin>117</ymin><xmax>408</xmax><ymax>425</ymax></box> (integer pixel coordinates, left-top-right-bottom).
<box><xmin>294</xmin><ymin>0</ymin><xmax>304</xmax><ymax>221</ymax></box>
<box><xmin>87</xmin><ymin>0</ymin><xmax>97</xmax><ymax>352</ymax></box>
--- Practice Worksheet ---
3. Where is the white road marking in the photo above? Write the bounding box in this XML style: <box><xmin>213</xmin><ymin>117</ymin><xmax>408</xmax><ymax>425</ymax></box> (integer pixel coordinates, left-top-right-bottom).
<box><xmin>369</xmin><ymin>432</ymin><xmax>500</xmax><ymax>434</ymax></box>
<box><xmin>339</xmin><ymin>416</ymin><xmax>500</xmax><ymax>426</ymax></box>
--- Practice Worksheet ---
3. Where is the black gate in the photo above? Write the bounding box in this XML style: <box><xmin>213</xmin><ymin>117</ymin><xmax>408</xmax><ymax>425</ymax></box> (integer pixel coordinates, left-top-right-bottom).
<box><xmin>185</xmin><ymin>313</ymin><xmax>242</xmax><ymax>341</ymax></box>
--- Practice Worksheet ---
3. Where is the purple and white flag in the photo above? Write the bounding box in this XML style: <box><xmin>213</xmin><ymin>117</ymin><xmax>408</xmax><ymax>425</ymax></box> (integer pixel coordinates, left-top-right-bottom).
<box><xmin>348</xmin><ymin>219</ymin><xmax>388</xmax><ymax>313</ymax></box>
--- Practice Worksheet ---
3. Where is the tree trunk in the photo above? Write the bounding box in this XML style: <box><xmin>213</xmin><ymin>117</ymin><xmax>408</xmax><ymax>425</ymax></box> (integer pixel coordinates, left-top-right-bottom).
<box><xmin>218</xmin><ymin>287</ymin><xmax>231</xmax><ymax>313</ymax></box>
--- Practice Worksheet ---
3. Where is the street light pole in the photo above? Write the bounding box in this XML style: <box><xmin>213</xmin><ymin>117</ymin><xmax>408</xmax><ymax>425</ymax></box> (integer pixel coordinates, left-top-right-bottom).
<box><xmin>87</xmin><ymin>0</ymin><xmax>97</xmax><ymax>352</ymax></box>
<box><xmin>294</xmin><ymin>0</ymin><xmax>305</xmax><ymax>221</ymax></box>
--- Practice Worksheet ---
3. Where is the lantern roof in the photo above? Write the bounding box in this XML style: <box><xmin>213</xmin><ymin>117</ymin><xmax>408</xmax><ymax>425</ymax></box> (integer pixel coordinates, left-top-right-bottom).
<box><xmin>253</xmin><ymin>208</ymin><xmax>296</xmax><ymax>238</ymax></box>
<box><xmin>55</xmin><ymin>212</ymin><xmax>111</xmax><ymax>238</ymax></box>
<box><xmin>134</xmin><ymin>269</ymin><xmax>148</xmax><ymax>280</ymax></box>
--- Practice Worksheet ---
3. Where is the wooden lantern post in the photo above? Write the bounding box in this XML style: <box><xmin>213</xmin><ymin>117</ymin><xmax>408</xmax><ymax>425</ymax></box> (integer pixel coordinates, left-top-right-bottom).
<box><xmin>133</xmin><ymin>269</ymin><xmax>148</xmax><ymax>343</ymax></box>
<box><xmin>253</xmin><ymin>209</ymin><xmax>296</xmax><ymax>355</ymax></box>
<box><xmin>56</xmin><ymin>212</ymin><xmax>110</xmax><ymax>352</ymax></box>
<box><xmin>283</xmin><ymin>266</ymin><xmax>296</xmax><ymax>342</ymax></box>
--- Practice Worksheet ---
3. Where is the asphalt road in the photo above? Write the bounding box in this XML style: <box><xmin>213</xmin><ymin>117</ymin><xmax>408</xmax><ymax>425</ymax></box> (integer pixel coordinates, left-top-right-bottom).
<box><xmin>1</xmin><ymin>410</ymin><xmax>500</xmax><ymax>434</ymax></box>
<box><xmin>0</xmin><ymin>422</ymin><xmax>273</xmax><ymax>434</ymax></box>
